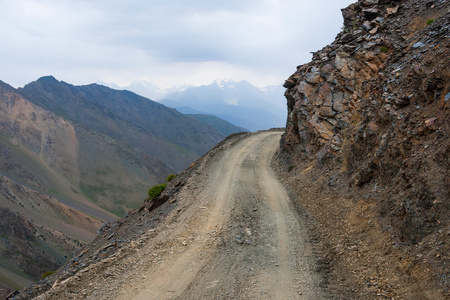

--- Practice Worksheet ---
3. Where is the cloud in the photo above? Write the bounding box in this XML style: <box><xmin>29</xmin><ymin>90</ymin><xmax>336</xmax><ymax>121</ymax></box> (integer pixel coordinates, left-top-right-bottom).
<box><xmin>0</xmin><ymin>0</ymin><xmax>354</xmax><ymax>88</ymax></box>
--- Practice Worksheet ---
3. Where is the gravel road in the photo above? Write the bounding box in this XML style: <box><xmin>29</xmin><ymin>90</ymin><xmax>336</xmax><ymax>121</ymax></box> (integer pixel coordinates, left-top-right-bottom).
<box><xmin>121</xmin><ymin>131</ymin><xmax>325</xmax><ymax>299</ymax></box>
<box><xmin>33</xmin><ymin>131</ymin><xmax>327</xmax><ymax>299</ymax></box>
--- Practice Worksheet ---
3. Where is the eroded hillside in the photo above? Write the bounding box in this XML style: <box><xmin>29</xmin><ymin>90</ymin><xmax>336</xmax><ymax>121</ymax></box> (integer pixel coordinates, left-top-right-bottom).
<box><xmin>279</xmin><ymin>0</ymin><xmax>449</xmax><ymax>298</ymax></box>
<box><xmin>0</xmin><ymin>78</ymin><xmax>232</xmax><ymax>297</ymax></box>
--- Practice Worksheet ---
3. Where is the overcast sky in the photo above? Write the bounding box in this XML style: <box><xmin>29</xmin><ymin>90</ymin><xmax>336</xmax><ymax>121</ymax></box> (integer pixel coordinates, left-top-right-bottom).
<box><xmin>0</xmin><ymin>0</ymin><xmax>354</xmax><ymax>88</ymax></box>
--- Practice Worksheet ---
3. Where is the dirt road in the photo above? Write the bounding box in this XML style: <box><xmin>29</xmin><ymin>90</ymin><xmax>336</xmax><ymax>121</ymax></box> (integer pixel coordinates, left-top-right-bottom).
<box><xmin>34</xmin><ymin>131</ymin><xmax>327</xmax><ymax>299</ymax></box>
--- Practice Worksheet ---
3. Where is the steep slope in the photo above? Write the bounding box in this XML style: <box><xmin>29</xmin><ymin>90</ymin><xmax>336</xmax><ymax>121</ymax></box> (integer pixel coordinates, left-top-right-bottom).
<box><xmin>18</xmin><ymin>76</ymin><xmax>224</xmax><ymax>171</ymax></box>
<box><xmin>279</xmin><ymin>0</ymin><xmax>449</xmax><ymax>298</ymax></box>
<box><xmin>160</xmin><ymin>80</ymin><xmax>286</xmax><ymax>131</ymax></box>
<box><xmin>0</xmin><ymin>80</ymin><xmax>169</xmax><ymax>217</ymax></box>
<box><xmin>0</xmin><ymin>77</ymin><xmax>226</xmax><ymax>296</ymax></box>
<box><xmin>12</xmin><ymin>131</ymin><xmax>342</xmax><ymax>300</ymax></box>
<box><xmin>0</xmin><ymin>81</ymin><xmax>138</xmax><ymax>295</ymax></box>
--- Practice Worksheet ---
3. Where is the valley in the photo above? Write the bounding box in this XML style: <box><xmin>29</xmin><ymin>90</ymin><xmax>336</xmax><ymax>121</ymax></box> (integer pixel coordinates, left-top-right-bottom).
<box><xmin>13</xmin><ymin>131</ymin><xmax>333</xmax><ymax>300</ymax></box>
<box><xmin>0</xmin><ymin>77</ymin><xmax>244</xmax><ymax>296</ymax></box>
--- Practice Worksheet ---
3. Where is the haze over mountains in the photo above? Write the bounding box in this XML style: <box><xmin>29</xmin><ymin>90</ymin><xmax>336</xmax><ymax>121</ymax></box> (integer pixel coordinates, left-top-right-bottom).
<box><xmin>0</xmin><ymin>76</ymin><xmax>246</xmax><ymax>293</ymax></box>
<box><xmin>106</xmin><ymin>79</ymin><xmax>287</xmax><ymax>131</ymax></box>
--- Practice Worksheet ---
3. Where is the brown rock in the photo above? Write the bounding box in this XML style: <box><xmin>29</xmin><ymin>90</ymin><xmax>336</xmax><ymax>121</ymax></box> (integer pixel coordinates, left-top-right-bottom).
<box><xmin>367</xmin><ymin>122</ymin><xmax>379</xmax><ymax>133</ymax></box>
<box><xmin>361</xmin><ymin>0</ymin><xmax>378</xmax><ymax>6</ymax></box>
<box><xmin>316</xmin><ymin>121</ymin><xmax>334</xmax><ymax>140</ymax></box>
<box><xmin>297</xmin><ymin>81</ymin><xmax>315</xmax><ymax>103</ymax></box>
<box><xmin>365</xmin><ymin>61</ymin><xmax>379</xmax><ymax>73</ymax></box>
<box><xmin>324</xmin><ymin>93</ymin><xmax>333</xmax><ymax>107</ymax></box>
<box><xmin>395</xmin><ymin>97</ymin><xmax>410</xmax><ymax>108</ymax></box>
<box><xmin>362</xmin><ymin>8</ymin><xmax>380</xmax><ymax>20</ymax></box>
<box><xmin>332</xmin><ymin>92</ymin><xmax>345</xmax><ymax>112</ymax></box>
<box><xmin>386</xmin><ymin>6</ymin><xmax>399</xmax><ymax>15</ymax></box>
<box><xmin>318</xmin><ymin>83</ymin><xmax>332</xmax><ymax>100</ymax></box>
<box><xmin>342</xmin><ymin>4</ymin><xmax>358</xmax><ymax>27</ymax></box>
<box><xmin>283</xmin><ymin>79</ymin><xmax>296</xmax><ymax>89</ymax></box>
<box><xmin>369</xmin><ymin>27</ymin><xmax>379</xmax><ymax>34</ymax></box>
<box><xmin>320</xmin><ymin>63</ymin><xmax>335</xmax><ymax>77</ymax></box>
<box><xmin>319</xmin><ymin>106</ymin><xmax>336</xmax><ymax>118</ymax></box>
<box><xmin>335</xmin><ymin>52</ymin><xmax>350</xmax><ymax>70</ymax></box>
<box><xmin>340</xmin><ymin>65</ymin><xmax>356</xmax><ymax>80</ymax></box>
<box><xmin>330</xmin><ymin>135</ymin><xmax>342</xmax><ymax>151</ymax></box>
<box><xmin>362</xmin><ymin>21</ymin><xmax>373</xmax><ymax>31</ymax></box>
<box><xmin>425</xmin><ymin>117</ymin><xmax>438</xmax><ymax>129</ymax></box>
<box><xmin>305</xmin><ymin>67</ymin><xmax>321</xmax><ymax>84</ymax></box>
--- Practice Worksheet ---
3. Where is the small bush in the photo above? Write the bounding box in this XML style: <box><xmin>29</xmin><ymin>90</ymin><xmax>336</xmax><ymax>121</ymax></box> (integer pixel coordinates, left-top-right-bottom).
<box><xmin>148</xmin><ymin>183</ymin><xmax>166</xmax><ymax>201</ymax></box>
<box><xmin>41</xmin><ymin>271</ymin><xmax>55</xmax><ymax>279</ymax></box>
<box><xmin>288</xmin><ymin>165</ymin><xmax>295</xmax><ymax>172</ymax></box>
<box><xmin>166</xmin><ymin>174</ymin><xmax>176</xmax><ymax>182</ymax></box>
<box><xmin>380</xmin><ymin>46</ymin><xmax>388</xmax><ymax>53</ymax></box>
<box><xmin>426</xmin><ymin>19</ymin><xmax>434</xmax><ymax>25</ymax></box>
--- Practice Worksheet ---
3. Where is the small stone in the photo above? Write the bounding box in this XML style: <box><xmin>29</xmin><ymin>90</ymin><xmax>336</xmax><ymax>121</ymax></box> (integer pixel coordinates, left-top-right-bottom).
<box><xmin>305</xmin><ymin>67</ymin><xmax>321</xmax><ymax>84</ymax></box>
<box><xmin>367</xmin><ymin>122</ymin><xmax>379</xmax><ymax>133</ymax></box>
<box><xmin>386</xmin><ymin>6</ymin><xmax>399</xmax><ymax>15</ymax></box>
<box><xmin>332</xmin><ymin>92</ymin><xmax>345</xmax><ymax>112</ymax></box>
<box><xmin>412</xmin><ymin>42</ymin><xmax>425</xmax><ymax>48</ymax></box>
<box><xmin>283</xmin><ymin>79</ymin><xmax>296</xmax><ymax>89</ymax></box>
<box><xmin>362</xmin><ymin>21</ymin><xmax>373</xmax><ymax>31</ymax></box>
<box><xmin>425</xmin><ymin>117</ymin><xmax>438</xmax><ymax>129</ymax></box>
<box><xmin>395</xmin><ymin>97</ymin><xmax>410</xmax><ymax>107</ymax></box>
<box><xmin>320</xmin><ymin>63</ymin><xmax>335</xmax><ymax>77</ymax></box>
<box><xmin>319</xmin><ymin>106</ymin><xmax>336</xmax><ymax>118</ymax></box>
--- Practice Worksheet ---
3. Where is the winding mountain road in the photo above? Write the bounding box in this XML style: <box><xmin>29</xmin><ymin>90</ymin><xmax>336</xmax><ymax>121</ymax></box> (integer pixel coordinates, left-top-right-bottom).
<box><xmin>34</xmin><ymin>131</ymin><xmax>326</xmax><ymax>299</ymax></box>
<box><xmin>122</xmin><ymin>131</ymin><xmax>325</xmax><ymax>299</ymax></box>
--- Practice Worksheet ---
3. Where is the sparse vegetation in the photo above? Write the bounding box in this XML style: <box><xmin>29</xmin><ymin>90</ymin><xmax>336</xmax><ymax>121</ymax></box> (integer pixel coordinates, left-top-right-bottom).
<box><xmin>426</xmin><ymin>19</ymin><xmax>434</xmax><ymax>25</ymax></box>
<box><xmin>166</xmin><ymin>174</ymin><xmax>176</xmax><ymax>182</ymax></box>
<box><xmin>148</xmin><ymin>183</ymin><xmax>166</xmax><ymax>201</ymax></box>
<box><xmin>380</xmin><ymin>46</ymin><xmax>388</xmax><ymax>53</ymax></box>
<box><xmin>288</xmin><ymin>165</ymin><xmax>295</xmax><ymax>172</ymax></box>
<box><xmin>147</xmin><ymin>174</ymin><xmax>177</xmax><ymax>201</ymax></box>
<box><xmin>41</xmin><ymin>271</ymin><xmax>55</xmax><ymax>279</ymax></box>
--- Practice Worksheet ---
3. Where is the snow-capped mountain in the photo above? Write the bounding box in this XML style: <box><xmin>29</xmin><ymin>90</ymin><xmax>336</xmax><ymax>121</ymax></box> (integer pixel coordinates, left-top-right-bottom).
<box><xmin>99</xmin><ymin>79</ymin><xmax>286</xmax><ymax>131</ymax></box>
<box><xmin>159</xmin><ymin>79</ymin><xmax>286</xmax><ymax>131</ymax></box>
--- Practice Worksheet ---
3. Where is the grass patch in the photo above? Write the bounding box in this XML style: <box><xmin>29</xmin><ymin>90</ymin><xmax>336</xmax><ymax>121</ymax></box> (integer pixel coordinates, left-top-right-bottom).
<box><xmin>41</xmin><ymin>271</ymin><xmax>55</xmax><ymax>280</ymax></box>
<box><xmin>166</xmin><ymin>174</ymin><xmax>176</xmax><ymax>182</ymax></box>
<box><xmin>148</xmin><ymin>184</ymin><xmax>166</xmax><ymax>201</ymax></box>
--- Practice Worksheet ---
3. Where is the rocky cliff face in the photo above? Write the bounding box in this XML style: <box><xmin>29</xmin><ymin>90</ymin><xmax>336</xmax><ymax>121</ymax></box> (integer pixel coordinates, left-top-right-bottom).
<box><xmin>280</xmin><ymin>0</ymin><xmax>449</xmax><ymax>296</ymax></box>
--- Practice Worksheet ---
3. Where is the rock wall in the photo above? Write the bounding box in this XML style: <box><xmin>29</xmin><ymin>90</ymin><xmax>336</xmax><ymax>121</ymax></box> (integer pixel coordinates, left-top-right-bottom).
<box><xmin>281</xmin><ymin>0</ymin><xmax>449</xmax><ymax>288</ymax></box>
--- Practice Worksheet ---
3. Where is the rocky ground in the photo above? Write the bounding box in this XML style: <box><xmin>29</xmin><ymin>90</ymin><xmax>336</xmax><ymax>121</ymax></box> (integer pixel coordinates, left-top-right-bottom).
<box><xmin>280</xmin><ymin>0</ymin><xmax>449</xmax><ymax>298</ymax></box>
<box><xmin>11</xmin><ymin>130</ymin><xmax>341</xmax><ymax>300</ymax></box>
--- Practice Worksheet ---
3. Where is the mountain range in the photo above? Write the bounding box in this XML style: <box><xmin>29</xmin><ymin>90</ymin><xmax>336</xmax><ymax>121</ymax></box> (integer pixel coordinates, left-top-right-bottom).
<box><xmin>0</xmin><ymin>76</ymin><xmax>244</xmax><ymax>292</ymax></box>
<box><xmin>106</xmin><ymin>79</ymin><xmax>287</xmax><ymax>131</ymax></box>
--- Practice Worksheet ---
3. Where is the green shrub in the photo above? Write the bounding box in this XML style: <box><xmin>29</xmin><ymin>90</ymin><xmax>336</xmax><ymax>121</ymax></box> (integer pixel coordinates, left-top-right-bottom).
<box><xmin>148</xmin><ymin>183</ymin><xmax>166</xmax><ymax>201</ymax></box>
<box><xmin>380</xmin><ymin>46</ymin><xmax>388</xmax><ymax>53</ymax></box>
<box><xmin>426</xmin><ymin>19</ymin><xmax>434</xmax><ymax>25</ymax></box>
<box><xmin>41</xmin><ymin>271</ymin><xmax>55</xmax><ymax>279</ymax></box>
<box><xmin>166</xmin><ymin>174</ymin><xmax>176</xmax><ymax>182</ymax></box>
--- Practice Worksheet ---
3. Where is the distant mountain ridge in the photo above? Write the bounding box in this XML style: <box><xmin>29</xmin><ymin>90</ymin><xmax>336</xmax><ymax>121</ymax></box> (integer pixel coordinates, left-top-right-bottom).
<box><xmin>0</xmin><ymin>76</ymin><xmax>237</xmax><ymax>294</ymax></box>
<box><xmin>104</xmin><ymin>79</ymin><xmax>286</xmax><ymax>131</ymax></box>
<box><xmin>159</xmin><ymin>79</ymin><xmax>286</xmax><ymax>131</ymax></box>
<box><xmin>18</xmin><ymin>76</ymin><xmax>223</xmax><ymax>171</ymax></box>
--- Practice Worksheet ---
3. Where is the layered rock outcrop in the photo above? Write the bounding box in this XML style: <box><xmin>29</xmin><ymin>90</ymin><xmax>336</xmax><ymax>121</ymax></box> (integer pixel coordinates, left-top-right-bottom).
<box><xmin>281</xmin><ymin>0</ymin><xmax>449</xmax><ymax>295</ymax></box>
